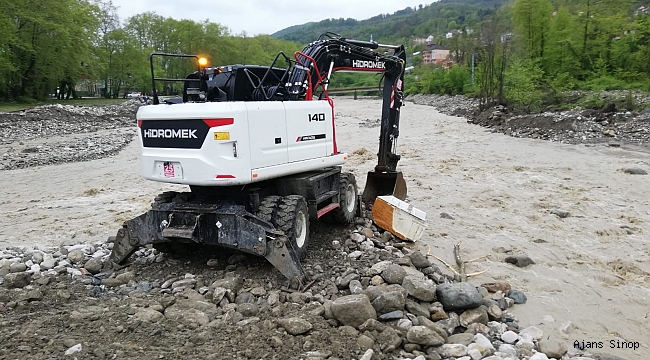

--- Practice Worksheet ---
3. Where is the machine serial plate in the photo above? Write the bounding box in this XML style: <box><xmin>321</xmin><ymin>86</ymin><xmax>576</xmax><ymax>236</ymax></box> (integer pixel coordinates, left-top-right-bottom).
<box><xmin>156</xmin><ymin>161</ymin><xmax>183</xmax><ymax>178</ymax></box>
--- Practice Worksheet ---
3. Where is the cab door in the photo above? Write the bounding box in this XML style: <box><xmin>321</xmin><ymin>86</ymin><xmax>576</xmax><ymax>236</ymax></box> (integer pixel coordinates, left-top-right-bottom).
<box><xmin>246</xmin><ymin>102</ymin><xmax>288</xmax><ymax>169</ymax></box>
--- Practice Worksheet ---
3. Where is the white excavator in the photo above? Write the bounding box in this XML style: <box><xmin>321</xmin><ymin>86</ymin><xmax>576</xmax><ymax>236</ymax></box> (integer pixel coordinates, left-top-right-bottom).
<box><xmin>109</xmin><ymin>33</ymin><xmax>408</xmax><ymax>281</ymax></box>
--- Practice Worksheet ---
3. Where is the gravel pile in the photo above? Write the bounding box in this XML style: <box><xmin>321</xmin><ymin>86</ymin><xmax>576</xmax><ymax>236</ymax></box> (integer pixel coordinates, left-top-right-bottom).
<box><xmin>0</xmin><ymin>206</ymin><xmax>618</xmax><ymax>360</ymax></box>
<box><xmin>407</xmin><ymin>94</ymin><xmax>650</xmax><ymax>151</ymax></box>
<box><xmin>0</xmin><ymin>101</ymin><xmax>140</xmax><ymax>170</ymax></box>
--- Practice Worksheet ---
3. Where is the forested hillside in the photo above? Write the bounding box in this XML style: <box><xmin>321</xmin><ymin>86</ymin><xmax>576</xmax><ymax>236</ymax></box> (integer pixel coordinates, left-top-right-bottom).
<box><xmin>0</xmin><ymin>0</ymin><xmax>300</xmax><ymax>101</ymax></box>
<box><xmin>272</xmin><ymin>0</ymin><xmax>507</xmax><ymax>44</ymax></box>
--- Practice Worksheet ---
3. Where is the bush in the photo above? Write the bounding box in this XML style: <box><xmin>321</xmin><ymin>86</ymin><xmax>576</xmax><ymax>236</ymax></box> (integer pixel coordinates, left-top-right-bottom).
<box><xmin>416</xmin><ymin>65</ymin><xmax>471</xmax><ymax>95</ymax></box>
<box><xmin>504</xmin><ymin>59</ymin><xmax>544</xmax><ymax>111</ymax></box>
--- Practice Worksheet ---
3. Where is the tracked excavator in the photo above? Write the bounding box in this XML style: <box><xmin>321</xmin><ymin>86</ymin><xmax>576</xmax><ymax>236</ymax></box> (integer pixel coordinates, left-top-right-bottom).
<box><xmin>108</xmin><ymin>33</ymin><xmax>408</xmax><ymax>282</ymax></box>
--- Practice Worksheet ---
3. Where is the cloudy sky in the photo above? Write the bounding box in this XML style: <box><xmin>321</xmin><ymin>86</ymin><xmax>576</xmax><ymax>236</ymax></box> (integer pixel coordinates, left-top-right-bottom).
<box><xmin>111</xmin><ymin>0</ymin><xmax>424</xmax><ymax>35</ymax></box>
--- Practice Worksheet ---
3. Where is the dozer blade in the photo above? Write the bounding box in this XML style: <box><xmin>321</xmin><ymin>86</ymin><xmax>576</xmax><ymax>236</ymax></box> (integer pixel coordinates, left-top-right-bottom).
<box><xmin>362</xmin><ymin>171</ymin><xmax>407</xmax><ymax>204</ymax></box>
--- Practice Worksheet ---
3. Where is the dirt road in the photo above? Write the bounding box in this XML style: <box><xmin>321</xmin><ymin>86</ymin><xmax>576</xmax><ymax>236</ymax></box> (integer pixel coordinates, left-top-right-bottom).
<box><xmin>0</xmin><ymin>98</ymin><xmax>648</xmax><ymax>359</ymax></box>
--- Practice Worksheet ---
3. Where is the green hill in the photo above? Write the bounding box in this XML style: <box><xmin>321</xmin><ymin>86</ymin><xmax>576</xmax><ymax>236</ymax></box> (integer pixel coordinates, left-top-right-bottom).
<box><xmin>271</xmin><ymin>0</ymin><xmax>509</xmax><ymax>44</ymax></box>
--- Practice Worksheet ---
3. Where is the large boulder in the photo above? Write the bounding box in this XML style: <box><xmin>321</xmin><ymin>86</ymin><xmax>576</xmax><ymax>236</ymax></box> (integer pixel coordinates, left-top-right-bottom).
<box><xmin>371</xmin><ymin>291</ymin><xmax>406</xmax><ymax>315</ymax></box>
<box><xmin>436</xmin><ymin>282</ymin><xmax>482</xmax><ymax>311</ymax></box>
<box><xmin>331</xmin><ymin>294</ymin><xmax>377</xmax><ymax>328</ymax></box>
<box><xmin>402</xmin><ymin>275</ymin><xmax>436</xmax><ymax>302</ymax></box>
<box><xmin>4</xmin><ymin>272</ymin><xmax>30</xmax><ymax>288</ymax></box>
<box><xmin>381</xmin><ymin>264</ymin><xmax>407</xmax><ymax>284</ymax></box>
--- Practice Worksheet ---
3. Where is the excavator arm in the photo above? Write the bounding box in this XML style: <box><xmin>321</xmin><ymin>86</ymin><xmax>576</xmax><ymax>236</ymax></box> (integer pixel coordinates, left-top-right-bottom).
<box><xmin>287</xmin><ymin>34</ymin><xmax>408</xmax><ymax>202</ymax></box>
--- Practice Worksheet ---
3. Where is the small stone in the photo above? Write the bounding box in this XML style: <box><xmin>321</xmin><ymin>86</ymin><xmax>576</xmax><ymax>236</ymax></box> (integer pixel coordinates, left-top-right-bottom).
<box><xmin>538</xmin><ymin>339</ymin><xmax>568</xmax><ymax>359</ymax></box>
<box><xmin>64</xmin><ymin>344</ymin><xmax>82</xmax><ymax>355</ymax></box>
<box><xmin>357</xmin><ymin>334</ymin><xmax>375</xmax><ymax>349</ymax></box>
<box><xmin>370</xmin><ymin>275</ymin><xmax>384</xmax><ymax>286</ymax></box>
<box><xmin>440</xmin><ymin>344</ymin><xmax>468</xmax><ymax>358</ymax></box>
<box><xmin>481</xmin><ymin>282</ymin><xmax>511</xmax><ymax>293</ymax></box>
<box><xmin>447</xmin><ymin>333</ymin><xmax>474</xmax><ymax>345</ymax></box>
<box><xmin>376</xmin><ymin>327</ymin><xmax>402</xmax><ymax>353</ymax></box>
<box><xmin>237</xmin><ymin>303</ymin><xmax>259</xmax><ymax>317</ymax></box>
<box><xmin>67</xmin><ymin>250</ymin><xmax>85</xmax><ymax>264</ymax></box>
<box><xmin>550</xmin><ymin>209</ymin><xmax>571</xmax><ymax>218</ymax></box>
<box><xmin>40</xmin><ymin>258</ymin><xmax>56</xmax><ymax>270</ymax></box>
<box><xmin>519</xmin><ymin>326</ymin><xmax>543</xmax><ymax>341</ymax></box>
<box><xmin>336</xmin><ymin>273</ymin><xmax>360</xmax><ymax>289</ymax></box>
<box><xmin>440</xmin><ymin>212</ymin><xmax>454</xmax><ymax>220</ymax></box>
<box><xmin>348</xmin><ymin>251</ymin><xmax>363</xmax><ymax>259</ymax></box>
<box><xmin>250</xmin><ymin>286</ymin><xmax>266</xmax><ymax>296</ymax></box>
<box><xmin>504</xmin><ymin>255</ymin><xmax>535</xmax><ymax>267</ymax></box>
<box><xmin>429</xmin><ymin>306</ymin><xmax>448</xmax><ymax>321</ymax></box>
<box><xmin>402</xmin><ymin>275</ymin><xmax>436</xmax><ymax>302</ymax></box>
<box><xmin>349</xmin><ymin>280</ymin><xmax>363</xmax><ymax>294</ymax></box>
<box><xmin>405</xmin><ymin>301</ymin><xmax>430</xmax><ymax>318</ymax></box>
<box><xmin>473</xmin><ymin>333</ymin><xmax>495</xmax><ymax>355</ymax></box>
<box><xmin>275</xmin><ymin>317</ymin><xmax>312</xmax><ymax>335</ymax></box>
<box><xmin>515</xmin><ymin>340</ymin><xmax>535</xmax><ymax>357</ymax></box>
<box><xmin>381</xmin><ymin>264</ymin><xmax>407</xmax><ymax>284</ymax></box>
<box><xmin>459</xmin><ymin>307</ymin><xmax>489</xmax><ymax>327</ymax></box>
<box><xmin>508</xmin><ymin>290</ymin><xmax>527</xmax><ymax>304</ymax></box>
<box><xmin>359</xmin><ymin>349</ymin><xmax>374</xmax><ymax>360</ymax></box>
<box><xmin>529</xmin><ymin>353</ymin><xmax>550</xmax><ymax>360</ymax></box>
<box><xmin>133</xmin><ymin>308</ymin><xmax>164</xmax><ymax>323</ymax></box>
<box><xmin>406</xmin><ymin>326</ymin><xmax>446</xmax><ymax>346</ymax></box>
<box><xmin>436</xmin><ymin>282</ymin><xmax>483</xmax><ymax>311</ymax></box>
<box><xmin>378</xmin><ymin>310</ymin><xmax>404</xmax><ymax>321</ymax></box>
<box><xmin>115</xmin><ymin>271</ymin><xmax>136</xmax><ymax>284</ymax></box>
<box><xmin>371</xmin><ymin>291</ymin><xmax>405</xmax><ymax>314</ymax></box>
<box><xmin>206</xmin><ymin>259</ymin><xmax>218</xmax><ymax>267</ymax></box>
<box><xmin>500</xmin><ymin>330</ymin><xmax>518</xmax><ymax>344</ymax></box>
<box><xmin>487</xmin><ymin>304</ymin><xmax>503</xmax><ymax>320</ymax></box>
<box><xmin>622</xmin><ymin>168</ymin><xmax>647</xmax><ymax>175</ymax></box>
<box><xmin>9</xmin><ymin>262</ymin><xmax>27</xmax><ymax>273</ymax></box>
<box><xmin>331</xmin><ymin>294</ymin><xmax>377</xmax><ymax>328</ymax></box>
<box><xmin>83</xmin><ymin>258</ymin><xmax>103</xmax><ymax>274</ymax></box>
<box><xmin>408</xmin><ymin>251</ymin><xmax>431</xmax><ymax>269</ymax></box>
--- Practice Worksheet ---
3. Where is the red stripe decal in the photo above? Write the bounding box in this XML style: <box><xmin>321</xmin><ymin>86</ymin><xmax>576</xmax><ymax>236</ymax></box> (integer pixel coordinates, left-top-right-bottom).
<box><xmin>204</xmin><ymin>118</ymin><xmax>234</xmax><ymax>127</ymax></box>
<box><xmin>215</xmin><ymin>175</ymin><xmax>236</xmax><ymax>179</ymax></box>
<box><xmin>296</xmin><ymin>137</ymin><xmax>301</xmax><ymax>142</ymax></box>
<box><xmin>137</xmin><ymin>120</ymin><xmax>142</xmax><ymax>128</ymax></box>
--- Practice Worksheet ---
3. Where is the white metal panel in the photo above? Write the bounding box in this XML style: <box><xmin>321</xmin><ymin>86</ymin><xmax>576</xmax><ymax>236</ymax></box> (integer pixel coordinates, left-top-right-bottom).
<box><xmin>285</xmin><ymin>101</ymin><xmax>329</xmax><ymax>162</ymax></box>
<box><xmin>252</xmin><ymin>153</ymin><xmax>347</xmax><ymax>182</ymax></box>
<box><xmin>137</xmin><ymin>102</ymin><xmax>252</xmax><ymax>186</ymax></box>
<box><xmin>246</xmin><ymin>102</ymin><xmax>288</xmax><ymax>169</ymax></box>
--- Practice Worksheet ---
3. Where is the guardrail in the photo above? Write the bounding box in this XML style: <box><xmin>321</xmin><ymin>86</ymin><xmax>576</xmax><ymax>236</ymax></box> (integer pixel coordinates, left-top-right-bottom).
<box><xmin>326</xmin><ymin>86</ymin><xmax>381</xmax><ymax>99</ymax></box>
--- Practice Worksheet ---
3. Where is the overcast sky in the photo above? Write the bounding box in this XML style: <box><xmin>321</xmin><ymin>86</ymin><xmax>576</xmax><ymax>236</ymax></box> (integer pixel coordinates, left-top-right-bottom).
<box><xmin>111</xmin><ymin>0</ymin><xmax>425</xmax><ymax>36</ymax></box>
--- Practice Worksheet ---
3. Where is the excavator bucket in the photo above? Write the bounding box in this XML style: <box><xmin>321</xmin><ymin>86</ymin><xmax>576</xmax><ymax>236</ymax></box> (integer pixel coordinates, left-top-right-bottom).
<box><xmin>362</xmin><ymin>171</ymin><xmax>407</xmax><ymax>204</ymax></box>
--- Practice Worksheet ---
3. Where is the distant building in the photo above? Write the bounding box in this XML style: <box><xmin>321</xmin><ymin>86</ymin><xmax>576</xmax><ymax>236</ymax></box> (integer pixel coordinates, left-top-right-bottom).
<box><xmin>426</xmin><ymin>35</ymin><xmax>435</xmax><ymax>44</ymax></box>
<box><xmin>412</xmin><ymin>37</ymin><xmax>427</xmax><ymax>45</ymax></box>
<box><xmin>422</xmin><ymin>45</ymin><xmax>451</xmax><ymax>65</ymax></box>
<box><xmin>445</xmin><ymin>30</ymin><xmax>460</xmax><ymax>39</ymax></box>
<box><xmin>636</xmin><ymin>6</ymin><xmax>649</xmax><ymax>16</ymax></box>
<box><xmin>501</xmin><ymin>33</ymin><xmax>513</xmax><ymax>43</ymax></box>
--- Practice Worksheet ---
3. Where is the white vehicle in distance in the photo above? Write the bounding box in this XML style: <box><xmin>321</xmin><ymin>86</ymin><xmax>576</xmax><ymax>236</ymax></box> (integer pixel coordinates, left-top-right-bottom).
<box><xmin>126</xmin><ymin>92</ymin><xmax>141</xmax><ymax>98</ymax></box>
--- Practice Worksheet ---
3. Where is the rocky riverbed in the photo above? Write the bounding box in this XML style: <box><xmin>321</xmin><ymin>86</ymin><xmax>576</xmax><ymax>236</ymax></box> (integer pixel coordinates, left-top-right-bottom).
<box><xmin>0</xmin><ymin>101</ymin><xmax>140</xmax><ymax>170</ymax></box>
<box><xmin>0</xmin><ymin>206</ymin><xmax>627</xmax><ymax>360</ymax></box>
<box><xmin>407</xmin><ymin>93</ymin><xmax>650</xmax><ymax>153</ymax></box>
<box><xmin>1</xmin><ymin>98</ymin><xmax>646</xmax><ymax>360</ymax></box>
